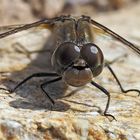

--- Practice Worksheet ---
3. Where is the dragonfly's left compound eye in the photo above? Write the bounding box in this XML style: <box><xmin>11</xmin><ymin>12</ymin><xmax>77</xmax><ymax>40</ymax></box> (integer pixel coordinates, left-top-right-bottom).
<box><xmin>81</xmin><ymin>43</ymin><xmax>104</xmax><ymax>77</ymax></box>
<box><xmin>51</xmin><ymin>42</ymin><xmax>80</xmax><ymax>74</ymax></box>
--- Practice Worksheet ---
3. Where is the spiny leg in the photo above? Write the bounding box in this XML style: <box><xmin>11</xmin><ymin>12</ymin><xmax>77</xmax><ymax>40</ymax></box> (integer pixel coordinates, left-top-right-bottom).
<box><xmin>6</xmin><ymin>72</ymin><xmax>59</xmax><ymax>93</ymax></box>
<box><xmin>40</xmin><ymin>77</ymin><xmax>62</xmax><ymax>105</ymax></box>
<box><xmin>91</xmin><ymin>81</ymin><xmax>116</xmax><ymax>120</ymax></box>
<box><xmin>106</xmin><ymin>63</ymin><xmax>140</xmax><ymax>96</ymax></box>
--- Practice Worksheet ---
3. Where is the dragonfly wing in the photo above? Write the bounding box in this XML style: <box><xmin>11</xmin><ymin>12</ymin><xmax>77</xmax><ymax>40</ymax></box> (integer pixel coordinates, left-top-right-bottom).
<box><xmin>0</xmin><ymin>24</ymin><xmax>52</xmax><ymax>72</ymax></box>
<box><xmin>0</xmin><ymin>24</ymin><xmax>51</xmax><ymax>52</ymax></box>
<box><xmin>90</xmin><ymin>18</ymin><xmax>140</xmax><ymax>56</ymax></box>
<box><xmin>90</xmin><ymin>25</ymin><xmax>140</xmax><ymax>62</ymax></box>
<box><xmin>0</xmin><ymin>24</ymin><xmax>25</xmax><ymax>34</ymax></box>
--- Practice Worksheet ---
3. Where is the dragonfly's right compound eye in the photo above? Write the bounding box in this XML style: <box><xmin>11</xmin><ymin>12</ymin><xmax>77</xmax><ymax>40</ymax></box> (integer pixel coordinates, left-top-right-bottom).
<box><xmin>51</xmin><ymin>42</ymin><xmax>80</xmax><ymax>74</ymax></box>
<box><xmin>81</xmin><ymin>43</ymin><xmax>104</xmax><ymax>77</ymax></box>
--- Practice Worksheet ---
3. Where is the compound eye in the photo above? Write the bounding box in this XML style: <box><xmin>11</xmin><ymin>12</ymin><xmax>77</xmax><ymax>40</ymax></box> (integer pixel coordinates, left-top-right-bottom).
<box><xmin>80</xmin><ymin>43</ymin><xmax>104</xmax><ymax>77</ymax></box>
<box><xmin>52</xmin><ymin>42</ymin><xmax>80</xmax><ymax>74</ymax></box>
<box><xmin>56</xmin><ymin>42</ymin><xmax>80</xmax><ymax>66</ymax></box>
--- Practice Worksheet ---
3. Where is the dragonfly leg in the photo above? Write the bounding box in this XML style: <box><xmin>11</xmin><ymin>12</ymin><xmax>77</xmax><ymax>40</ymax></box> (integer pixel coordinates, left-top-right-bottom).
<box><xmin>9</xmin><ymin>73</ymin><xmax>58</xmax><ymax>93</ymax></box>
<box><xmin>106</xmin><ymin>63</ymin><xmax>140</xmax><ymax>96</ymax></box>
<box><xmin>91</xmin><ymin>81</ymin><xmax>116</xmax><ymax>120</ymax></box>
<box><xmin>40</xmin><ymin>77</ymin><xmax>62</xmax><ymax>105</ymax></box>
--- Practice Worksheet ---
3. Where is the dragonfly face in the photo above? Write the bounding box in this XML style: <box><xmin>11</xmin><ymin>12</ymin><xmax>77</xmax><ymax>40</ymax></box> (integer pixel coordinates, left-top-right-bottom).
<box><xmin>51</xmin><ymin>18</ymin><xmax>104</xmax><ymax>86</ymax></box>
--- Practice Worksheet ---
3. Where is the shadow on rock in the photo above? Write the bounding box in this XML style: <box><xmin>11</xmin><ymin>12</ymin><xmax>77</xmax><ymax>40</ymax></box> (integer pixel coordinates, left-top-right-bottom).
<box><xmin>1</xmin><ymin>33</ymin><xmax>70</xmax><ymax>110</ymax></box>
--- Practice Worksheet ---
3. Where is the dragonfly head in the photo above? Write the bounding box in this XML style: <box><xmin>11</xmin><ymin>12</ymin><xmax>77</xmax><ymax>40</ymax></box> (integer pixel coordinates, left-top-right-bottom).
<box><xmin>51</xmin><ymin>42</ymin><xmax>104</xmax><ymax>87</ymax></box>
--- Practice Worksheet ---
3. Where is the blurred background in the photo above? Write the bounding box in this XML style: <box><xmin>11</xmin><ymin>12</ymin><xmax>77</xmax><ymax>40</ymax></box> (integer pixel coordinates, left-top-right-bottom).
<box><xmin>0</xmin><ymin>0</ymin><xmax>139</xmax><ymax>25</ymax></box>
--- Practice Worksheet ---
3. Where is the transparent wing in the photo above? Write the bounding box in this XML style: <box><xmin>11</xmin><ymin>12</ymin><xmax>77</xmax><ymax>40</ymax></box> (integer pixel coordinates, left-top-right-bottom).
<box><xmin>0</xmin><ymin>24</ymin><xmax>24</xmax><ymax>34</ymax></box>
<box><xmin>0</xmin><ymin>16</ymin><xmax>69</xmax><ymax>72</ymax></box>
<box><xmin>89</xmin><ymin>18</ymin><xmax>140</xmax><ymax>56</ymax></box>
<box><xmin>91</xmin><ymin>26</ymin><xmax>125</xmax><ymax>61</ymax></box>
<box><xmin>89</xmin><ymin>22</ymin><xmax>140</xmax><ymax>62</ymax></box>
<box><xmin>0</xmin><ymin>16</ymin><xmax>65</xmax><ymax>39</ymax></box>
<box><xmin>0</xmin><ymin>24</ymin><xmax>52</xmax><ymax>72</ymax></box>
<box><xmin>0</xmin><ymin>24</ymin><xmax>51</xmax><ymax>51</ymax></box>
<box><xmin>0</xmin><ymin>16</ymin><xmax>71</xmax><ymax>57</ymax></box>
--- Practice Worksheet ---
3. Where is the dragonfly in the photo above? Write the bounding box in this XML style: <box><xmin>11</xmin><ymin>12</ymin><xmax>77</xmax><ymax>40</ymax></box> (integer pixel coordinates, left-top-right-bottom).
<box><xmin>0</xmin><ymin>15</ymin><xmax>140</xmax><ymax>120</ymax></box>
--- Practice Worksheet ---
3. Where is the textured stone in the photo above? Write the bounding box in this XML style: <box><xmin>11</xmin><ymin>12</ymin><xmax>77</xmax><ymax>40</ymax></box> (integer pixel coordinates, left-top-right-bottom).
<box><xmin>0</xmin><ymin>2</ymin><xmax>140</xmax><ymax>140</ymax></box>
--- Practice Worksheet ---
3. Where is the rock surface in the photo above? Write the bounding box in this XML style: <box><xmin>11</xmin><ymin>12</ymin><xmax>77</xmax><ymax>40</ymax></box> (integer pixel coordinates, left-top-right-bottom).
<box><xmin>0</xmin><ymin>2</ymin><xmax>140</xmax><ymax>140</ymax></box>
